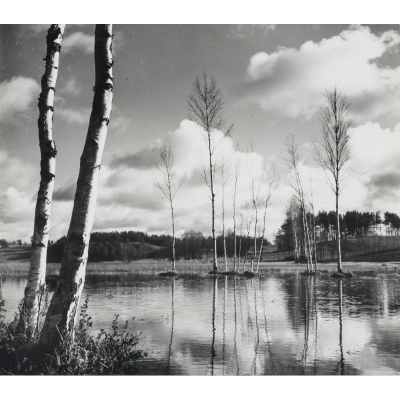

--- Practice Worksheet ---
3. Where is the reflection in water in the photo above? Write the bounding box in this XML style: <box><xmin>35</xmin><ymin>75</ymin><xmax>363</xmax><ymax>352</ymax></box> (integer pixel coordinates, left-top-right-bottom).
<box><xmin>313</xmin><ymin>276</ymin><xmax>318</xmax><ymax>375</ymax></box>
<box><xmin>252</xmin><ymin>279</ymin><xmax>260</xmax><ymax>375</ymax></box>
<box><xmin>210</xmin><ymin>276</ymin><xmax>217</xmax><ymax>376</ymax></box>
<box><xmin>233</xmin><ymin>276</ymin><xmax>240</xmax><ymax>375</ymax></box>
<box><xmin>3</xmin><ymin>270</ymin><xmax>400</xmax><ymax>375</ymax></box>
<box><xmin>222</xmin><ymin>276</ymin><xmax>227</xmax><ymax>375</ymax></box>
<box><xmin>338</xmin><ymin>279</ymin><xmax>345</xmax><ymax>375</ymax></box>
<box><xmin>166</xmin><ymin>277</ymin><xmax>175</xmax><ymax>375</ymax></box>
<box><xmin>301</xmin><ymin>276</ymin><xmax>310</xmax><ymax>374</ymax></box>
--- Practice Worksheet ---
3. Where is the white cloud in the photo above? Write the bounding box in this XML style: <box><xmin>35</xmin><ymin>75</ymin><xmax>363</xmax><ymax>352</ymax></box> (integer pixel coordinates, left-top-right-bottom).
<box><xmin>235</xmin><ymin>26</ymin><xmax>400</xmax><ymax>121</ymax></box>
<box><xmin>0</xmin><ymin>76</ymin><xmax>40</xmax><ymax>119</ymax></box>
<box><xmin>62</xmin><ymin>32</ymin><xmax>94</xmax><ymax>53</ymax></box>
<box><xmin>57</xmin><ymin>107</ymin><xmax>90</xmax><ymax>124</ymax></box>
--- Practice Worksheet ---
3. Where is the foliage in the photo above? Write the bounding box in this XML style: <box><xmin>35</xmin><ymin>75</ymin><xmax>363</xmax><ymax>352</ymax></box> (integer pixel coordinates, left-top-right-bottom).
<box><xmin>0</xmin><ymin>294</ymin><xmax>145</xmax><ymax>375</ymax></box>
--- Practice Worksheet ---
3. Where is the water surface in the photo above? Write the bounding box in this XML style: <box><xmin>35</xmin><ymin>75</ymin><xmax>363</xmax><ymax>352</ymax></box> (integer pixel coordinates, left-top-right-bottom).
<box><xmin>2</xmin><ymin>270</ymin><xmax>400</xmax><ymax>375</ymax></box>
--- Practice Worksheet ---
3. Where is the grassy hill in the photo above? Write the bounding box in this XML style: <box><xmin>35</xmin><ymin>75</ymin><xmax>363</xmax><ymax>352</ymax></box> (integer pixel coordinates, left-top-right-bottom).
<box><xmin>0</xmin><ymin>247</ymin><xmax>31</xmax><ymax>263</ymax></box>
<box><xmin>262</xmin><ymin>235</ymin><xmax>400</xmax><ymax>262</ymax></box>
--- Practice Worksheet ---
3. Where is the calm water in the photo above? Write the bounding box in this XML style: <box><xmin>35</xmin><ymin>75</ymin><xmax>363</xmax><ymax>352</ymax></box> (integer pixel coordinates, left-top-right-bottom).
<box><xmin>2</xmin><ymin>270</ymin><xmax>400</xmax><ymax>375</ymax></box>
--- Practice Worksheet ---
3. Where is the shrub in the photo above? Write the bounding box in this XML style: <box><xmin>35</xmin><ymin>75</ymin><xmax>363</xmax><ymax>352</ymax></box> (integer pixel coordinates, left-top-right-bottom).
<box><xmin>0</xmin><ymin>292</ymin><xmax>146</xmax><ymax>375</ymax></box>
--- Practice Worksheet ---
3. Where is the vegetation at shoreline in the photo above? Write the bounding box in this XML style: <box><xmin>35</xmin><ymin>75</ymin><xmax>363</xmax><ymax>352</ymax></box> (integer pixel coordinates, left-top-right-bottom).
<box><xmin>0</xmin><ymin>291</ymin><xmax>145</xmax><ymax>375</ymax></box>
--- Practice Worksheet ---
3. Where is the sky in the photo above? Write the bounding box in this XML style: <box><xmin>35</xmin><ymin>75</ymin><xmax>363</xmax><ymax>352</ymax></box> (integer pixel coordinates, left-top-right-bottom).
<box><xmin>1</xmin><ymin>23</ymin><xmax>400</xmax><ymax>243</ymax></box>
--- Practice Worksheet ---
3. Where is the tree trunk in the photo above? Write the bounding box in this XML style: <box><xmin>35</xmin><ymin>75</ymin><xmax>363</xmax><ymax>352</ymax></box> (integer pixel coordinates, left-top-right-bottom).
<box><xmin>171</xmin><ymin>203</ymin><xmax>176</xmax><ymax>271</ymax></box>
<box><xmin>21</xmin><ymin>25</ymin><xmax>65</xmax><ymax>333</ymax></box>
<box><xmin>301</xmin><ymin>203</ymin><xmax>310</xmax><ymax>273</ymax></box>
<box><xmin>38</xmin><ymin>25</ymin><xmax>113</xmax><ymax>350</ymax></box>
<box><xmin>208</xmin><ymin>131</ymin><xmax>218</xmax><ymax>271</ymax></box>
<box><xmin>222</xmin><ymin>174</ymin><xmax>227</xmax><ymax>272</ymax></box>
<box><xmin>336</xmin><ymin>189</ymin><xmax>343</xmax><ymax>273</ymax></box>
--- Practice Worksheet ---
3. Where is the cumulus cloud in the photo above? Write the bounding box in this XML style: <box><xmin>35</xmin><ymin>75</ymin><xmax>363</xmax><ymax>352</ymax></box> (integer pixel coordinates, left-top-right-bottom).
<box><xmin>0</xmin><ymin>76</ymin><xmax>40</xmax><ymax>119</ymax></box>
<box><xmin>349</xmin><ymin>122</ymin><xmax>400</xmax><ymax>211</ymax></box>
<box><xmin>57</xmin><ymin>107</ymin><xmax>90</xmax><ymax>124</ymax></box>
<box><xmin>62</xmin><ymin>29</ymin><xmax>124</xmax><ymax>55</ymax></box>
<box><xmin>235</xmin><ymin>26</ymin><xmax>400</xmax><ymax>120</ymax></box>
<box><xmin>62</xmin><ymin>32</ymin><xmax>94</xmax><ymax>53</ymax></box>
<box><xmin>53</xmin><ymin>182</ymin><xmax>76</xmax><ymax>202</ymax></box>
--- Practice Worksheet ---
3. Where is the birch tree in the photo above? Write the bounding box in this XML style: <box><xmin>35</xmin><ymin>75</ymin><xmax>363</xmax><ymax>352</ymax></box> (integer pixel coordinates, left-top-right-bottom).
<box><xmin>256</xmin><ymin>161</ymin><xmax>280</xmax><ymax>272</ymax></box>
<box><xmin>314</xmin><ymin>87</ymin><xmax>353</xmax><ymax>274</ymax></box>
<box><xmin>232</xmin><ymin>149</ymin><xmax>243</xmax><ymax>272</ymax></box>
<box><xmin>39</xmin><ymin>24</ymin><xmax>114</xmax><ymax>350</ymax></box>
<box><xmin>283</xmin><ymin>133</ymin><xmax>313</xmax><ymax>273</ymax></box>
<box><xmin>154</xmin><ymin>144</ymin><xmax>183</xmax><ymax>272</ymax></box>
<box><xmin>220</xmin><ymin>156</ymin><xmax>231</xmax><ymax>271</ymax></box>
<box><xmin>20</xmin><ymin>24</ymin><xmax>66</xmax><ymax>334</ymax></box>
<box><xmin>248</xmin><ymin>145</ymin><xmax>265</xmax><ymax>272</ymax></box>
<box><xmin>188</xmin><ymin>73</ymin><xmax>233</xmax><ymax>272</ymax></box>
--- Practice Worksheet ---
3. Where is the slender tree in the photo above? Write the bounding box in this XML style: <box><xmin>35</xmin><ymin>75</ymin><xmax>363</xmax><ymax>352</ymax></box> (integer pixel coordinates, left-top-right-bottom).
<box><xmin>154</xmin><ymin>144</ymin><xmax>184</xmax><ymax>272</ymax></box>
<box><xmin>283</xmin><ymin>133</ymin><xmax>313</xmax><ymax>273</ymax></box>
<box><xmin>256</xmin><ymin>161</ymin><xmax>280</xmax><ymax>271</ymax></box>
<box><xmin>188</xmin><ymin>73</ymin><xmax>233</xmax><ymax>272</ymax></box>
<box><xmin>39</xmin><ymin>24</ymin><xmax>114</xmax><ymax>350</ymax></box>
<box><xmin>314</xmin><ymin>87</ymin><xmax>354</xmax><ymax>274</ymax></box>
<box><xmin>20</xmin><ymin>25</ymin><xmax>66</xmax><ymax>334</ymax></box>
<box><xmin>232</xmin><ymin>149</ymin><xmax>243</xmax><ymax>272</ymax></box>
<box><xmin>248</xmin><ymin>144</ymin><xmax>265</xmax><ymax>272</ymax></box>
<box><xmin>220</xmin><ymin>156</ymin><xmax>231</xmax><ymax>271</ymax></box>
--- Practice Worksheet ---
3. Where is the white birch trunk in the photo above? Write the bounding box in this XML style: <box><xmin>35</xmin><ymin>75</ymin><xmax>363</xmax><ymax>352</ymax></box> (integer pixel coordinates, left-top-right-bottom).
<box><xmin>21</xmin><ymin>25</ymin><xmax>65</xmax><ymax>333</ymax></box>
<box><xmin>39</xmin><ymin>25</ymin><xmax>113</xmax><ymax>350</ymax></box>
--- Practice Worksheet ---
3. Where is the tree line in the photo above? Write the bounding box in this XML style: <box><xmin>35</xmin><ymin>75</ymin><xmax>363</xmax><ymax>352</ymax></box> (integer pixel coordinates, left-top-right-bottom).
<box><xmin>46</xmin><ymin>229</ymin><xmax>272</xmax><ymax>263</ymax></box>
<box><xmin>276</xmin><ymin>205</ymin><xmax>400</xmax><ymax>256</ymax></box>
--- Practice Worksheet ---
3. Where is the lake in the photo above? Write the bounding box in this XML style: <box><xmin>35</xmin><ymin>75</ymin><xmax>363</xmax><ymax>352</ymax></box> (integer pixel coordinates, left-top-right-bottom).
<box><xmin>1</xmin><ymin>268</ymin><xmax>400</xmax><ymax>375</ymax></box>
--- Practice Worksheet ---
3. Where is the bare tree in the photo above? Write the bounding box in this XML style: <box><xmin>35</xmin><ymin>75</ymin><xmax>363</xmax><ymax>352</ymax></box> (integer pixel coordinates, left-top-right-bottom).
<box><xmin>248</xmin><ymin>144</ymin><xmax>265</xmax><ymax>272</ymax></box>
<box><xmin>283</xmin><ymin>133</ymin><xmax>313</xmax><ymax>273</ymax></box>
<box><xmin>20</xmin><ymin>24</ymin><xmax>66</xmax><ymax>334</ymax></box>
<box><xmin>314</xmin><ymin>87</ymin><xmax>353</xmax><ymax>274</ymax></box>
<box><xmin>232</xmin><ymin>148</ymin><xmax>243</xmax><ymax>273</ymax></box>
<box><xmin>308</xmin><ymin>178</ymin><xmax>318</xmax><ymax>272</ymax></box>
<box><xmin>188</xmin><ymin>72</ymin><xmax>233</xmax><ymax>272</ymax></box>
<box><xmin>39</xmin><ymin>24</ymin><xmax>114</xmax><ymax>350</ymax></box>
<box><xmin>256</xmin><ymin>161</ymin><xmax>280</xmax><ymax>272</ymax></box>
<box><xmin>154</xmin><ymin>144</ymin><xmax>184</xmax><ymax>272</ymax></box>
<box><xmin>220</xmin><ymin>156</ymin><xmax>229</xmax><ymax>271</ymax></box>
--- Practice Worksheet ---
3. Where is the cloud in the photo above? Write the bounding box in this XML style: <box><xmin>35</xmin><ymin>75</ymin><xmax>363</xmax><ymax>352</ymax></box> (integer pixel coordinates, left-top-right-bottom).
<box><xmin>57</xmin><ymin>107</ymin><xmax>90</xmax><ymax>124</ymax></box>
<box><xmin>62</xmin><ymin>32</ymin><xmax>94</xmax><ymax>53</ymax></box>
<box><xmin>58</xmin><ymin>77</ymin><xmax>81</xmax><ymax>96</ymax></box>
<box><xmin>349</xmin><ymin>122</ymin><xmax>400</xmax><ymax>211</ymax></box>
<box><xmin>0</xmin><ymin>76</ymin><xmax>40</xmax><ymax>119</ymax></box>
<box><xmin>235</xmin><ymin>26</ymin><xmax>400</xmax><ymax>120</ymax></box>
<box><xmin>53</xmin><ymin>182</ymin><xmax>76</xmax><ymax>202</ymax></box>
<box><xmin>110</xmin><ymin>143</ymin><xmax>161</xmax><ymax>170</ymax></box>
<box><xmin>62</xmin><ymin>29</ymin><xmax>123</xmax><ymax>55</ymax></box>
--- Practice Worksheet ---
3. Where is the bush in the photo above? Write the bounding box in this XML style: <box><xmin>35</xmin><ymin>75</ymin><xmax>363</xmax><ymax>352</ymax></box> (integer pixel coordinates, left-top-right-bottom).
<box><xmin>0</xmin><ymin>293</ymin><xmax>146</xmax><ymax>375</ymax></box>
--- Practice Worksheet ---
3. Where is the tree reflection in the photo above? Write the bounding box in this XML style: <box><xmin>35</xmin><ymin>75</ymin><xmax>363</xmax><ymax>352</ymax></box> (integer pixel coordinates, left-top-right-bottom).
<box><xmin>252</xmin><ymin>278</ymin><xmax>260</xmax><ymax>375</ymax></box>
<box><xmin>301</xmin><ymin>276</ymin><xmax>311</xmax><ymax>374</ymax></box>
<box><xmin>222</xmin><ymin>276</ymin><xmax>227</xmax><ymax>375</ymax></box>
<box><xmin>338</xmin><ymin>279</ymin><xmax>345</xmax><ymax>375</ymax></box>
<box><xmin>210</xmin><ymin>276</ymin><xmax>217</xmax><ymax>376</ymax></box>
<box><xmin>166</xmin><ymin>277</ymin><xmax>175</xmax><ymax>374</ymax></box>
<box><xmin>233</xmin><ymin>276</ymin><xmax>240</xmax><ymax>375</ymax></box>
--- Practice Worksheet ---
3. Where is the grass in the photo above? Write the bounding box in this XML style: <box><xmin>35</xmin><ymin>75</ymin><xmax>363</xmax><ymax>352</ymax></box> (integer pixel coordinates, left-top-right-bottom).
<box><xmin>1</xmin><ymin>258</ymin><xmax>399</xmax><ymax>280</ymax></box>
<box><xmin>0</xmin><ymin>293</ymin><xmax>145</xmax><ymax>375</ymax></box>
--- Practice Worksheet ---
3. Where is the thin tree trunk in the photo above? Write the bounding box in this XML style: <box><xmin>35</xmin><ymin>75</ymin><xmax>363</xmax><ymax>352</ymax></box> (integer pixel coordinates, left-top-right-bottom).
<box><xmin>301</xmin><ymin>203</ymin><xmax>310</xmax><ymax>273</ymax></box>
<box><xmin>171</xmin><ymin>204</ymin><xmax>176</xmax><ymax>271</ymax></box>
<box><xmin>39</xmin><ymin>25</ymin><xmax>113</xmax><ymax>350</ymax></box>
<box><xmin>21</xmin><ymin>25</ymin><xmax>65</xmax><ymax>333</ymax></box>
<box><xmin>233</xmin><ymin>180</ymin><xmax>237</xmax><ymax>272</ymax></box>
<box><xmin>336</xmin><ymin>187</ymin><xmax>343</xmax><ymax>273</ymax></box>
<box><xmin>222</xmin><ymin>169</ymin><xmax>227</xmax><ymax>271</ymax></box>
<box><xmin>208</xmin><ymin>132</ymin><xmax>218</xmax><ymax>271</ymax></box>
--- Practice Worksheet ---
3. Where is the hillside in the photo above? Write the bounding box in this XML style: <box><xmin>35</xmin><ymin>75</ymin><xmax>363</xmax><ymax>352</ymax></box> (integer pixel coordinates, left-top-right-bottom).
<box><xmin>0</xmin><ymin>247</ymin><xmax>31</xmax><ymax>263</ymax></box>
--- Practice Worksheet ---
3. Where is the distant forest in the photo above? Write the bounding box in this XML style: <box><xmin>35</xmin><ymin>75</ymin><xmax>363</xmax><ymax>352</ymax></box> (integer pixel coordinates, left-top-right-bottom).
<box><xmin>43</xmin><ymin>230</ymin><xmax>271</xmax><ymax>263</ymax></box>
<box><xmin>1</xmin><ymin>209</ymin><xmax>399</xmax><ymax>263</ymax></box>
<box><xmin>276</xmin><ymin>210</ymin><xmax>400</xmax><ymax>252</ymax></box>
